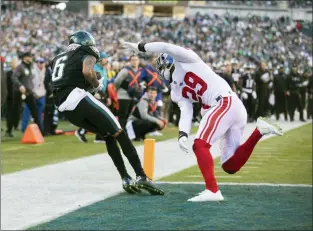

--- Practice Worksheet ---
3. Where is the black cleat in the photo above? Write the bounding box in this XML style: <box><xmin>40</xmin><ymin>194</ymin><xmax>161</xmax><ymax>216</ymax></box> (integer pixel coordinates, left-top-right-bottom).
<box><xmin>122</xmin><ymin>177</ymin><xmax>141</xmax><ymax>194</ymax></box>
<box><xmin>136</xmin><ymin>176</ymin><xmax>164</xmax><ymax>196</ymax></box>
<box><xmin>75</xmin><ymin>130</ymin><xmax>88</xmax><ymax>143</ymax></box>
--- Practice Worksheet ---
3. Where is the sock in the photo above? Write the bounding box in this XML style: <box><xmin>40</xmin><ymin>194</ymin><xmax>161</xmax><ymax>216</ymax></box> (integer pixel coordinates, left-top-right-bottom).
<box><xmin>222</xmin><ymin>128</ymin><xmax>262</xmax><ymax>174</ymax></box>
<box><xmin>105</xmin><ymin>136</ymin><xmax>129</xmax><ymax>179</ymax></box>
<box><xmin>78</xmin><ymin>127</ymin><xmax>87</xmax><ymax>135</ymax></box>
<box><xmin>193</xmin><ymin>139</ymin><xmax>218</xmax><ymax>193</ymax></box>
<box><xmin>116</xmin><ymin>130</ymin><xmax>146</xmax><ymax>177</ymax></box>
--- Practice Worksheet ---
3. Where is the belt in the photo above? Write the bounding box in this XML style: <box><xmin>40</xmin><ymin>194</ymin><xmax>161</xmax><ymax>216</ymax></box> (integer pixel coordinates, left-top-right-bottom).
<box><xmin>202</xmin><ymin>95</ymin><xmax>223</xmax><ymax>110</ymax></box>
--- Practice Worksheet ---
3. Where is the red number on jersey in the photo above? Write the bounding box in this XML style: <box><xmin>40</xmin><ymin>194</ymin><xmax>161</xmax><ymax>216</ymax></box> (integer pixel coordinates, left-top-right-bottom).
<box><xmin>182</xmin><ymin>72</ymin><xmax>207</xmax><ymax>103</ymax></box>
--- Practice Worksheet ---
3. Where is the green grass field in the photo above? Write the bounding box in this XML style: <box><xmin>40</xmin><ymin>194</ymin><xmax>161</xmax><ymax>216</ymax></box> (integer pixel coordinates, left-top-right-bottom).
<box><xmin>161</xmin><ymin>123</ymin><xmax>312</xmax><ymax>184</ymax></box>
<box><xmin>1</xmin><ymin>120</ymin><xmax>198</xmax><ymax>174</ymax></box>
<box><xmin>28</xmin><ymin>124</ymin><xmax>312</xmax><ymax>230</ymax></box>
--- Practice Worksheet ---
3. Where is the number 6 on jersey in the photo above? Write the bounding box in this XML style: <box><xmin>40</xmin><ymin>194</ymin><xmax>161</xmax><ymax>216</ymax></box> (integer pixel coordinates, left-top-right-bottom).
<box><xmin>52</xmin><ymin>56</ymin><xmax>67</xmax><ymax>82</ymax></box>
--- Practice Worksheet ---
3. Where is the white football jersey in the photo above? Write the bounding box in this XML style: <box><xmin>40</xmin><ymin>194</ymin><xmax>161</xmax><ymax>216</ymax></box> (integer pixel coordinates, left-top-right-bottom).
<box><xmin>145</xmin><ymin>42</ymin><xmax>233</xmax><ymax>135</ymax></box>
<box><xmin>170</xmin><ymin>61</ymin><xmax>232</xmax><ymax>107</ymax></box>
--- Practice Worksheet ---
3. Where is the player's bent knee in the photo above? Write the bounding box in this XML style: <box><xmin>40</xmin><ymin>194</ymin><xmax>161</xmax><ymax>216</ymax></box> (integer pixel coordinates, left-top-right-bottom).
<box><xmin>221</xmin><ymin>163</ymin><xmax>238</xmax><ymax>174</ymax></box>
<box><xmin>223</xmin><ymin>168</ymin><xmax>237</xmax><ymax>174</ymax></box>
<box><xmin>192</xmin><ymin>139</ymin><xmax>211</xmax><ymax>153</ymax></box>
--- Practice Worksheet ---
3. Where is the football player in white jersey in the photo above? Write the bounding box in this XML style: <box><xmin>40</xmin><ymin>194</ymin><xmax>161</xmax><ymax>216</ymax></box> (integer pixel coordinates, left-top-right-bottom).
<box><xmin>123</xmin><ymin>41</ymin><xmax>283</xmax><ymax>202</ymax></box>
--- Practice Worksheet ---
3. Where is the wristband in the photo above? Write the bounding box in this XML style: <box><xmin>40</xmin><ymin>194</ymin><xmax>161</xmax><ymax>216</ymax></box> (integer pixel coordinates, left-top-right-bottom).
<box><xmin>138</xmin><ymin>41</ymin><xmax>147</xmax><ymax>52</ymax></box>
<box><xmin>178</xmin><ymin>131</ymin><xmax>188</xmax><ymax>139</ymax></box>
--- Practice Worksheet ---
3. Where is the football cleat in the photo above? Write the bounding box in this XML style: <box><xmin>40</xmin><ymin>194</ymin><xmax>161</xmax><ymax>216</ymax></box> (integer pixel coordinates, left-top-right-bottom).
<box><xmin>136</xmin><ymin>176</ymin><xmax>165</xmax><ymax>196</ymax></box>
<box><xmin>257</xmin><ymin>117</ymin><xmax>283</xmax><ymax>136</ymax></box>
<box><xmin>122</xmin><ymin>176</ymin><xmax>141</xmax><ymax>194</ymax></box>
<box><xmin>75</xmin><ymin>130</ymin><xmax>88</xmax><ymax>143</ymax></box>
<box><xmin>188</xmin><ymin>189</ymin><xmax>224</xmax><ymax>202</ymax></box>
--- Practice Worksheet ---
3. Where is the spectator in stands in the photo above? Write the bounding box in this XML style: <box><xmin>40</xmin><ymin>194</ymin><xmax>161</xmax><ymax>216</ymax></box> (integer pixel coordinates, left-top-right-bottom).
<box><xmin>114</xmin><ymin>55</ymin><xmax>144</xmax><ymax>128</ymax></box>
<box><xmin>1</xmin><ymin>56</ymin><xmax>7</xmax><ymax>109</ymax></box>
<box><xmin>273</xmin><ymin>65</ymin><xmax>288</xmax><ymax>121</ymax></box>
<box><xmin>255</xmin><ymin>61</ymin><xmax>271</xmax><ymax>119</ymax></box>
<box><xmin>5</xmin><ymin>57</ymin><xmax>21</xmax><ymax>137</ymax></box>
<box><xmin>286</xmin><ymin>63</ymin><xmax>306</xmax><ymax>122</ymax></box>
<box><xmin>220</xmin><ymin>60</ymin><xmax>236</xmax><ymax>92</ymax></box>
<box><xmin>1</xmin><ymin>0</ymin><xmax>312</xmax><ymax>126</ymax></box>
<box><xmin>43</xmin><ymin>60</ymin><xmax>59</xmax><ymax>136</ymax></box>
<box><xmin>11</xmin><ymin>51</ymin><xmax>44</xmax><ymax>135</ymax></box>
<box><xmin>21</xmin><ymin>57</ymin><xmax>46</xmax><ymax>132</ymax></box>
<box><xmin>307</xmin><ymin>69</ymin><xmax>313</xmax><ymax>120</ymax></box>
<box><xmin>126</xmin><ymin>87</ymin><xmax>166</xmax><ymax>141</ymax></box>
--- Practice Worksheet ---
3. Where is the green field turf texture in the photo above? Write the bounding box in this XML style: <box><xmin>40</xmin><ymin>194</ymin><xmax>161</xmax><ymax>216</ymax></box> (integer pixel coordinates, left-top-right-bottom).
<box><xmin>28</xmin><ymin>184</ymin><xmax>312</xmax><ymax>230</ymax></box>
<box><xmin>28</xmin><ymin>124</ymin><xmax>312</xmax><ymax>230</ymax></box>
<box><xmin>161</xmin><ymin>123</ymin><xmax>312</xmax><ymax>185</ymax></box>
<box><xmin>1</xmin><ymin>121</ymin><xmax>198</xmax><ymax>174</ymax></box>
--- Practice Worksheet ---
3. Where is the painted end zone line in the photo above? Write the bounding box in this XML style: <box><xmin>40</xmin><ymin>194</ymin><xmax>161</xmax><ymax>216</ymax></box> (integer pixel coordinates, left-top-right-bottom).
<box><xmin>156</xmin><ymin>181</ymin><xmax>313</xmax><ymax>187</ymax></box>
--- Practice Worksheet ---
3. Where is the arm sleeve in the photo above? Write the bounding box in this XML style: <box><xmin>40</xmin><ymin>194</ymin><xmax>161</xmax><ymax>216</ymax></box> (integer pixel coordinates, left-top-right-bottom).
<box><xmin>11</xmin><ymin>65</ymin><xmax>23</xmax><ymax>90</ymax></box>
<box><xmin>144</xmin><ymin>42</ymin><xmax>201</xmax><ymax>63</ymax></box>
<box><xmin>177</xmin><ymin>99</ymin><xmax>193</xmax><ymax>135</ymax></box>
<box><xmin>114</xmin><ymin>68</ymin><xmax>128</xmax><ymax>90</ymax></box>
<box><xmin>138</xmin><ymin>100</ymin><xmax>160</xmax><ymax>124</ymax></box>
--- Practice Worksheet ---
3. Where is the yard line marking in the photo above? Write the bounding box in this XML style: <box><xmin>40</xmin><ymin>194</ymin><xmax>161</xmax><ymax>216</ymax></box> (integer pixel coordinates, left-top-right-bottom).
<box><xmin>3</xmin><ymin>142</ymin><xmax>55</xmax><ymax>151</ymax></box>
<box><xmin>245</xmin><ymin>162</ymin><xmax>263</xmax><ymax>164</ymax></box>
<box><xmin>242</xmin><ymin>166</ymin><xmax>259</xmax><ymax>168</ymax></box>
<box><xmin>279</xmin><ymin>159</ymin><xmax>312</xmax><ymax>162</ymax></box>
<box><xmin>2</xmin><ymin>146</ymin><xmax>25</xmax><ymax>151</ymax></box>
<box><xmin>216</xmin><ymin>176</ymin><xmax>243</xmax><ymax>178</ymax></box>
<box><xmin>34</xmin><ymin>142</ymin><xmax>55</xmax><ymax>146</ymax></box>
<box><xmin>214</xmin><ymin>166</ymin><xmax>258</xmax><ymax>169</ymax></box>
<box><xmin>187</xmin><ymin>175</ymin><xmax>243</xmax><ymax>178</ymax></box>
<box><xmin>157</xmin><ymin>181</ymin><xmax>313</xmax><ymax>187</ymax></box>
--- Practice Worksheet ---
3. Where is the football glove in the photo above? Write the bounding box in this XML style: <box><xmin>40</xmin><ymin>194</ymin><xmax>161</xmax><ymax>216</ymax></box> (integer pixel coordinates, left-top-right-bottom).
<box><xmin>241</xmin><ymin>92</ymin><xmax>248</xmax><ymax>100</ymax></box>
<box><xmin>122</xmin><ymin>42</ymin><xmax>140</xmax><ymax>55</ymax></box>
<box><xmin>122</xmin><ymin>41</ymin><xmax>146</xmax><ymax>55</ymax></box>
<box><xmin>252</xmin><ymin>91</ymin><xmax>257</xmax><ymax>99</ymax></box>
<box><xmin>178</xmin><ymin>131</ymin><xmax>188</xmax><ymax>153</ymax></box>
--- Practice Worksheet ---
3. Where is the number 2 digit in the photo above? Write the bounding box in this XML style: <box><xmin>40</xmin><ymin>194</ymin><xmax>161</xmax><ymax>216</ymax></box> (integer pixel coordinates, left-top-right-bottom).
<box><xmin>182</xmin><ymin>72</ymin><xmax>207</xmax><ymax>102</ymax></box>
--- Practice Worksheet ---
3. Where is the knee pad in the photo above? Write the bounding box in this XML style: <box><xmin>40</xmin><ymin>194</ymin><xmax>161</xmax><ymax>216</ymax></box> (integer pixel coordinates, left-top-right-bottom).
<box><xmin>192</xmin><ymin>139</ymin><xmax>211</xmax><ymax>153</ymax></box>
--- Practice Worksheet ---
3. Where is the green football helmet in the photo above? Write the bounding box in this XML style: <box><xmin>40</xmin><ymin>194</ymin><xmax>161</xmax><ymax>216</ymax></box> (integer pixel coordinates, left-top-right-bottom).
<box><xmin>68</xmin><ymin>30</ymin><xmax>96</xmax><ymax>46</ymax></box>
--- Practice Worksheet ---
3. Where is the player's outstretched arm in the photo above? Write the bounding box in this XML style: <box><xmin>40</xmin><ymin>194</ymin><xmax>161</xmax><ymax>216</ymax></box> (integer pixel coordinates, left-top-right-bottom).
<box><xmin>123</xmin><ymin>41</ymin><xmax>200</xmax><ymax>63</ymax></box>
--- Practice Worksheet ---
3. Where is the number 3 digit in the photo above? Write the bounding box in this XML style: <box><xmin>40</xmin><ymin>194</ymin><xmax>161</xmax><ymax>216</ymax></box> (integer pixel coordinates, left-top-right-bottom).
<box><xmin>182</xmin><ymin>72</ymin><xmax>207</xmax><ymax>102</ymax></box>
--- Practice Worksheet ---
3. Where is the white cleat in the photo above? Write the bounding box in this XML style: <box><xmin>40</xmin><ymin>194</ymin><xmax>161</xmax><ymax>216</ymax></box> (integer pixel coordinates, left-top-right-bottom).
<box><xmin>187</xmin><ymin>190</ymin><xmax>224</xmax><ymax>202</ymax></box>
<box><xmin>257</xmin><ymin>117</ymin><xmax>283</xmax><ymax>136</ymax></box>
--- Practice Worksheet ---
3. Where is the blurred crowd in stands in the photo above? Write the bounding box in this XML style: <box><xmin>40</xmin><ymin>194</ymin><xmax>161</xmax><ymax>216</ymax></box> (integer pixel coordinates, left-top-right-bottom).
<box><xmin>205</xmin><ymin>0</ymin><xmax>312</xmax><ymax>8</ymax></box>
<box><xmin>1</xmin><ymin>1</ymin><xmax>312</xmax><ymax>141</ymax></box>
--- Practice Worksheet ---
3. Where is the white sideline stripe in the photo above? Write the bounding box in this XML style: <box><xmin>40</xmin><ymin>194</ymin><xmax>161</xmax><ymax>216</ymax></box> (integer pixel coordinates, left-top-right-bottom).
<box><xmin>157</xmin><ymin>181</ymin><xmax>313</xmax><ymax>187</ymax></box>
